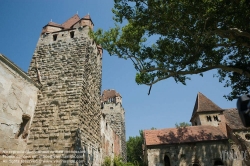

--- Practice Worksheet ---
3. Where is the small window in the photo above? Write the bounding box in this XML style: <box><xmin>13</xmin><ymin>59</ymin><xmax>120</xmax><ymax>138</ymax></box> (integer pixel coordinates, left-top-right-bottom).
<box><xmin>206</xmin><ymin>116</ymin><xmax>212</xmax><ymax>122</ymax></box>
<box><xmin>53</xmin><ymin>34</ymin><xmax>57</xmax><ymax>41</ymax></box>
<box><xmin>245</xmin><ymin>134</ymin><xmax>250</xmax><ymax>140</ymax></box>
<box><xmin>110</xmin><ymin>107</ymin><xmax>113</xmax><ymax>110</ymax></box>
<box><xmin>214</xmin><ymin>116</ymin><xmax>219</xmax><ymax>121</ymax></box>
<box><xmin>70</xmin><ymin>31</ymin><xmax>74</xmax><ymax>38</ymax></box>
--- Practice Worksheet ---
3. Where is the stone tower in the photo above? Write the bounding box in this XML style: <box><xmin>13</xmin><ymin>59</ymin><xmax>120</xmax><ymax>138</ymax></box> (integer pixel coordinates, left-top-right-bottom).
<box><xmin>101</xmin><ymin>89</ymin><xmax>126</xmax><ymax>161</ymax></box>
<box><xmin>26</xmin><ymin>14</ymin><xmax>103</xmax><ymax>165</ymax></box>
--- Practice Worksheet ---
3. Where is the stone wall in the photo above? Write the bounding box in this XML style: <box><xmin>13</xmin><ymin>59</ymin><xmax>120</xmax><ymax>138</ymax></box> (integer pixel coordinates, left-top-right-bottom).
<box><xmin>145</xmin><ymin>141</ymin><xmax>236</xmax><ymax>166</ymax></box>
<box><xmin>25</xmin><ymin>25</ymin><xmax>102</xmax><ymax>165</ymax></box>
<box><xmin>0</xmin><ymin>54</ymin><xmax>39</xmax><ymax>165</ymax></box>
<box><xmin>101</xmin><ymin>114</ymin><xmax>122</xmax><ymax>161</ymax></box>
<box><xmin>102</xmin><ymin>102</ymin><xmax>126</xmax><ymax>161</ymax></box>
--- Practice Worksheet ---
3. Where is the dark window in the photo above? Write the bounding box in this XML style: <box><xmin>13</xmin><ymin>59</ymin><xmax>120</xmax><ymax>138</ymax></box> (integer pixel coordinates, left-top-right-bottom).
<box><xmin>214</xmin><ymin>115</ymin><xmax>219</xmax><ymax>121</ymax></box>
<box><xmin>245</xmin><ymin>134</ymin><xmax>250</xmax><ymax>140</ymax></box>
<box><xmin>53</xmin><ymin>34</ymin><xmax>57</xmax><ymax>41</ymax></box>
<box><xmin>164</xmin><ymin>155</ymin><xmax>171</xmax><ymax>166</ymax></box>
<box><xmin>206</xmin><ymin>116</ymin><xmax>212</xmax><ymax>122</ymax></box>
<box><xmin>70</xmin><ymin>31</ymin><xmax>74</xmax><ymax>38</ymax></box>
<box><xmin>110</xmin><ymin>107</ymin><xmax>113</xmax><ymax>110</ymax></box>
<box><xmin>16</xmin><ymin>115</ymin><xmax>30</xmax><ymax>139</ymax></box>
<box><xmin>214</xmin><ymin>160</ymin><xmax>224</xmax><ymax>165</ymax></box>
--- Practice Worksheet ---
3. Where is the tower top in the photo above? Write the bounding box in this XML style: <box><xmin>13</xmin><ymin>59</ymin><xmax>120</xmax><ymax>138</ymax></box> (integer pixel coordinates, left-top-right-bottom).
<box><xmin>102</xmin><ymin>89</ymin><xmax>122</xmax><ymax>104</ymax></box>
<box><xmin>41</xmin><ymin>14</ymin><xmax>94</xmax><ymax>34</ymax></box>
<box><xmin>190</xmin><ymin>92</ymin><xmax>223</xmax><ymax>121</ymax></box>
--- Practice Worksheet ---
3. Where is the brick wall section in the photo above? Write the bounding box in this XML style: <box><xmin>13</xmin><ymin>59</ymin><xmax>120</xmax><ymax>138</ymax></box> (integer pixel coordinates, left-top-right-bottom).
<box><xmin>25</xmin><ymin>26</ymin><xmax>102</xmax><ymax>165</ymax></box>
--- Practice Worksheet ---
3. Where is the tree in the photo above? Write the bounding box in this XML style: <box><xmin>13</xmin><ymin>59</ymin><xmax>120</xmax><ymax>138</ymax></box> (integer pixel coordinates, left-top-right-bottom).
<box><xmin>126</xmin><ymin>130</ymin><xmax>146</xmax><ymax>166</ymax></box>
<box><xmin>175</xmin><ymin>122</ymin><xmax>191</xmax><ymax>128</ymax></box>
<box><xmin>92</xmin><ymin>0</ymin><xmax>250</xmax><ymax>100</ymax></box>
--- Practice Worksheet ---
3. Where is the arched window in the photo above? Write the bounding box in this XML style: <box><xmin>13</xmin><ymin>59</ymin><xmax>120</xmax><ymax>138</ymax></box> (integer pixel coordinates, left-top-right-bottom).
<box><xmin>164</xmin><ymin>155</ymin><xmax>171</xmax><ymax>166</ymax></box>
<box><xmin>214</xmin><ymin>159</ymin><xmax>224</xmax><ymax>165</ymax></box>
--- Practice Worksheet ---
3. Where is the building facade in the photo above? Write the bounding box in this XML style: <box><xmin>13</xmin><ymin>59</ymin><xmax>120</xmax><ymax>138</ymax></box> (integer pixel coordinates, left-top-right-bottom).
<box><xmin>0</xmin><ymin>14</ymin><xmax>126</xmax><ymax>166</ymax></box>
<box><xmin>143</xmin><ymin>92</ymin><xmax>250</xmax><ymax>166</ymax></box>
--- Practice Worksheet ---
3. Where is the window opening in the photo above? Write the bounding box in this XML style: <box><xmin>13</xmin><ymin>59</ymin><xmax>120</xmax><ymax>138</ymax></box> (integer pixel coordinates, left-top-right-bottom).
<box><xmin>110</xmin><ymin>107</ymin><xmax>113</xmax><ymax>110</ymax></box>
<box><xmin>164</xmin><ymin>155</ymin><xmax>171</xmax><ymax>166</ymax></box>
<box><xmin>214</xmin><ymin>159</ymin><xmax>224</xmax><ymax>165</ymax></box>
<box><xmin>206</xmin><ymin>116</ymin><xmax>212</xmax><ymax>122</ymax></box>
<box><xmin>16</xmin><ymin>115</ymin><xmax>30</xmax><ymax>139</ymax></box>
<box><xmin>70</xmin><ymin>31</ymin><xmax>74</xmax><ymax>38</ymax></box>
<box><xmin>245</xmin><ymin>134</ymin><xmax>250</xmax><ymax>140</ymax></box>
<box><xmin>53</xmin><ymin>34</ymin><xmax>57</xmax><ymax>41</ymax></box>
<box><xmin>214</xmin><ymin>116</ymin><xmax>219</xmax><ymax>121</ymax></box>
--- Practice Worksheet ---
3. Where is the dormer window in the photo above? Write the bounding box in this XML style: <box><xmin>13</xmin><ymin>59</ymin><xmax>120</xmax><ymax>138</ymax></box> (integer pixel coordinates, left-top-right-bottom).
<box><xmin>53</xmin><ymin>34</ymin><xmax>57</xmax><ymax>41</ymax></box>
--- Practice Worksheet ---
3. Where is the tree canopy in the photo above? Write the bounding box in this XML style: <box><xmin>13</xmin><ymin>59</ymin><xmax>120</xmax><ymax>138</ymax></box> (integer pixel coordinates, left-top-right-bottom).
<box><xmin>126</xmin><ymin>130</ymin><xmax>145</xmax><ymax>166</ymax></box>
<box><xmin>92</xmin><ymin>0</ymin><xmax>250</xmax><ymax>100</ymax></box>
<box><xmin>175</xmin><ymin>122</ymin><xmax>191</xmax><ymax>128</ymax></box>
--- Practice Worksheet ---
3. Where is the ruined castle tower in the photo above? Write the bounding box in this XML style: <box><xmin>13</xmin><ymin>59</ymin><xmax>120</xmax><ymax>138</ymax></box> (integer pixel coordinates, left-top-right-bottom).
<box><xmin>101</xmin><ymin>89</ymin><xmax>127</xmax><ymax>161</ymax></box>
<box><xmin>26</xmin><ymin>14</ymin><xmax>103</xmax><ymax>165</ymax></box>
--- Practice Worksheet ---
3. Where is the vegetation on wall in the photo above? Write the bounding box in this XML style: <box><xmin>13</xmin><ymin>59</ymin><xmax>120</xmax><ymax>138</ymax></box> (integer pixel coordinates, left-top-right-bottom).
<box><xmin>175</xmin><ymin>122</ymin><xmax>191</xmax><ymax>128</ymax></box>
<box><xmin>91</xmin><ymin>0</ymin><xmax>250</xmax><ymax>100</ymax></box>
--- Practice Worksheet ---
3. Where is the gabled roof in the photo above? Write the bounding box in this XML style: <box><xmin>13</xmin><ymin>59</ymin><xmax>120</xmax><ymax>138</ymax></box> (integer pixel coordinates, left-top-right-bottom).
<box><xmin>191</xmin><ymin>92</ymin><xmax>223</xmax><ymax>120</ymax></box>
<box><xmin>144</xmin><ymin>125</ymin><xmax>227</xmax><ymax>146</ymax></box>
<box><xmin>224</xmin><ymin>108</ymin><xmax>250</xmax><ymax>130</ymax></box>
<box><xmin>82</xmin><ymin>14</ymin><xmax>94</xmax><ymax>25</ymax></box>
<box><xmin>62</xmin><ymin>14</ymin><xmax>80</xmax><ymax>29</ymax></box>
<box><xmin>46</xmin><ymin>22</ymin><xmax>63</xmax><ymax>28</ymax></box>
<box><xmin>102</xmin><ymin>89</ymin><xmax>121</xmax><ymax>102</ymax></box>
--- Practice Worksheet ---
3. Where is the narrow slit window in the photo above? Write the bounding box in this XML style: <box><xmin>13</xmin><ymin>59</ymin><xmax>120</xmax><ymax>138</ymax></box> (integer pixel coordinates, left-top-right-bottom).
<box><xmin>53</xmin><ymin>34</ymin><xmax>57</xmax><ymax>41</ymax></box>
<box><xmin>70</xmin><ymin>31</ymin><xmax>75</xmax><ymax>38</ymax></box>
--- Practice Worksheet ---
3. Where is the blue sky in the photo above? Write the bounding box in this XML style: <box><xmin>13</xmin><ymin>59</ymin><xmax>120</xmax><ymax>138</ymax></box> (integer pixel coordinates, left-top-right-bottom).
<box><xmin>0</xmin><ymin>0</ymin><xmax>237</xmax><ymax>139</ymax></box>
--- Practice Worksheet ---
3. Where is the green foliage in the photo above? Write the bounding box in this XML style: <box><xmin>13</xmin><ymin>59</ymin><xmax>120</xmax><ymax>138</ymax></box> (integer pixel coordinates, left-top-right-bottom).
<box><xmin>93</xmin><ymin>0</ymin><xmax>250</xmax><ymax>100</ymax></box>
<box><xmin>102</xmin><ymin>156</ymin><xmax>139</xmax><ymax>166</ymax></box>
<box><xmin>126</xmin><ymin>130</ymin><xmax>146</xmax><ymax>166</ymax></box>
<box><xmin>175</xmin><ymin>122</ymin><xmax>191</xmax><ymax>128</ymax></box>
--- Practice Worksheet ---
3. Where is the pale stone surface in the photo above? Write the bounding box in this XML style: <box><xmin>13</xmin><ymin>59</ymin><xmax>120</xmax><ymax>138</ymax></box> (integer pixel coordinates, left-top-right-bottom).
<box><xmin>0</xmin><ymin>55</ymin><xmax>38</xmax><ymax>165</ymax></box>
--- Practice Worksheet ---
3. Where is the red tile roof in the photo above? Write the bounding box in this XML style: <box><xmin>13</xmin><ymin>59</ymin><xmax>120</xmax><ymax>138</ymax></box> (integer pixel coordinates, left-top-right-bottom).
<box><xmin>144</xmin><ymin>125</ymin><xmax>227</xmax><ymax>146</ymax></box>
<box><xmin>82</xmin><ymin>14</ymin><xmax>94</xmax><ymax>25</ymax></box>
<box><xmin>191</xmin><ymin>92</ymin><xmax>223</xmax><ymax>120</ymax></box>
<box><xmin>61</xmin><ymin>14</ymin><xmax>80</xmax><ymax>29</ymax></box>
<box><xmin>224</xmin><ymin>108</ymin><xmax>250</xmax><ymax>130</ymax></box>
<box><xmin>46</xmin><ymin>22</ymin><xmax>63</xmax><ymax>28</ymax></box>
<box><xmin>102</xmin><ymin>89</ymin><xmax>121</xmax><ymax>102</ymax></box>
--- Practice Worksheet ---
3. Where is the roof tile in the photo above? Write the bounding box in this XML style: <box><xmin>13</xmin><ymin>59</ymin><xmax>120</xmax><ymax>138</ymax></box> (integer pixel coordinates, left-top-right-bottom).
<box><xmin>144</xmin><ymin>125</ymin><xmax>227</xmax><ymax>146</ymax></box>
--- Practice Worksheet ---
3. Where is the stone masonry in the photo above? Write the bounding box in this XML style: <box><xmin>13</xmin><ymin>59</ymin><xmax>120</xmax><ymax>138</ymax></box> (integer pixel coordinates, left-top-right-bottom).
<box><xmin>24</xmin><ymin>14</ymin><xmax>103</xmax><ymax>165</ymax></box>
<box><xmin>101</xmin><ymin>89</ymin><xmax>126</xmax><ymax>161</ymax></box>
